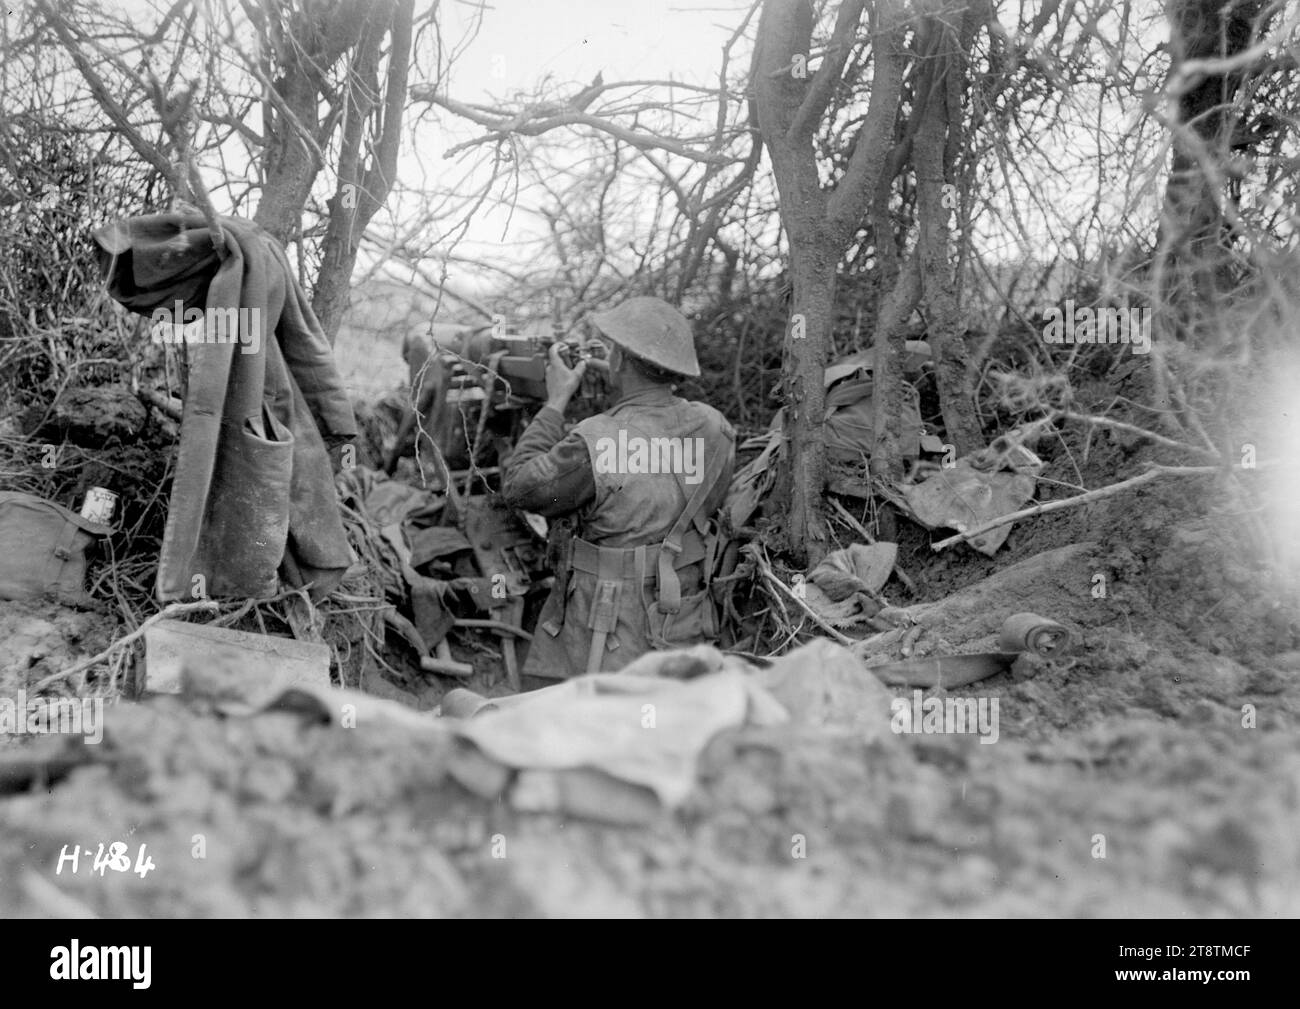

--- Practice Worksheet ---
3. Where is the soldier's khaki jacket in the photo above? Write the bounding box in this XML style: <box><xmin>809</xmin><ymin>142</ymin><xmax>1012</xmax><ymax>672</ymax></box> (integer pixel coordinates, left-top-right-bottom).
<box><xmin>503</xmin><ymin>386</ymin><xmax>735</xmax><ymax>677</ymax></box>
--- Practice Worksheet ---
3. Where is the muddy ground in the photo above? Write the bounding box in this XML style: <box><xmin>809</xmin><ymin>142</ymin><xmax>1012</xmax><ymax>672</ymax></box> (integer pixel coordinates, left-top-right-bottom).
<box><xmin>1</xmin><ymin>483</ymin><xmax>1297</xmax><ymax>918</ymax></box>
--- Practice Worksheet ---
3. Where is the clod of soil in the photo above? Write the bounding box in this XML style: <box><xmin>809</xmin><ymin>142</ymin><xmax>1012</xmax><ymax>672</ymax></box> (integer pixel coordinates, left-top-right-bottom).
<box><xmin>36</xmin><ymin>384</ymin><xmax>148</xmax><ymax>448</ymax></box>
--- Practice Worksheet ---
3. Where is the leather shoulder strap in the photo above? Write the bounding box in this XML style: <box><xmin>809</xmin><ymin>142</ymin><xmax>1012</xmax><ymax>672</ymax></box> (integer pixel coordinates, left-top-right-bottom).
<box><xmin>657</xmin><ymin>434</ymin><xmax>731</xmax><ymax>613</ymax></box>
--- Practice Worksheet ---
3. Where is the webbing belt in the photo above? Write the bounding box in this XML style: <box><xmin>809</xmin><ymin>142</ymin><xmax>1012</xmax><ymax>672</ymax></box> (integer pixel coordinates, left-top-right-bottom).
<box><xmin>569</xmin><ymin>534</ymin><xmax>706</xmax><ymax>580</ymax></box>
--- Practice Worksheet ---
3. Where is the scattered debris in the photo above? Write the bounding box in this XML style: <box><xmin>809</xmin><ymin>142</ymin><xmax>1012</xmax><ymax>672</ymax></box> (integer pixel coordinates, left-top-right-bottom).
<box><xmin>801</xmin><ymin>541</ymin><xmax>898</xmax><ymax>627</ymax></box>
<box><xmin>854</xmin><ymin>544</ymin><xmax>1094</xmax><ymax>672</ymax></box>
<box><xmin>901</xmin><ymin>454</ymin><xmax>1040</xmax><ymax>555</ymax></box>
<box><xmin>867</xmin><ymin>651</ymin><xmax>1018</xmax><ymax>689</ymax></box>
<box><xmin>997</xmin><ymin>612</ymin><xmax>1075</xmax><ymax>656</ymax></box>
<box><xmin>809</xmin><ymin>541</ymin><xmax>897</xmax><ymax>598</ymax></box>
<box><xmin>728</xmin><ymin>418</ymin><xmax>784</xmax><ymax>529</ymax></box>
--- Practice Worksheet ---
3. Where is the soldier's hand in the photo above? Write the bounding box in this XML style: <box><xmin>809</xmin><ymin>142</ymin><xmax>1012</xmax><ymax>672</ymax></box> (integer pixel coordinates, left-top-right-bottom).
<box><xmin>544</xmin><ymin>343</ymin><xmax>587</xmax><ymax>412</ymax></box>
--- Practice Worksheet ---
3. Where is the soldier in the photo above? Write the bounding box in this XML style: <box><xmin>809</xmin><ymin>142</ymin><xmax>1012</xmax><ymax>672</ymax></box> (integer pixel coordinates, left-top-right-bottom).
<box><xmin>503</xmin><ymin>296</ymin><xmax>736</xmax><ymax>677</ymax></box>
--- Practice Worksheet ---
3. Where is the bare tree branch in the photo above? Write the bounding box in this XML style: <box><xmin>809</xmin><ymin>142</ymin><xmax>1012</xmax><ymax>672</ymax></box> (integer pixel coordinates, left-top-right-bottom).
<box><xmin>417</xmin><ymin>88</ymin><xmax>740</xmax><ymax>165</ymax></box>
<box><xmin>790</xmin><ymin>0</ymin><xmax>866</xmax><ymax>139</ymax></box>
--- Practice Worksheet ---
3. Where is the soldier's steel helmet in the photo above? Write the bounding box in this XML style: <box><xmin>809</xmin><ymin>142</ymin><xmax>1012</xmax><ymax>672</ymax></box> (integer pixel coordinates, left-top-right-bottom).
<box><xmin>587</xmin><ymin>296</ymin><xmax>700</xmax><ymax>378</ymax></box>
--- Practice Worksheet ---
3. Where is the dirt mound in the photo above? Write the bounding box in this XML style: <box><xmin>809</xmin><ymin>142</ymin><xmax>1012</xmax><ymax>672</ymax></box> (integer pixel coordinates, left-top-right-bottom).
<box><xmin>3</xmin><ymin>562</ymin><xmax>1297</xmax><ymax>917</ymax></box>
<box><xmin>0</xmin><ymin>600</ymin><xmax>117</xmax><ymax>703</ymax></box>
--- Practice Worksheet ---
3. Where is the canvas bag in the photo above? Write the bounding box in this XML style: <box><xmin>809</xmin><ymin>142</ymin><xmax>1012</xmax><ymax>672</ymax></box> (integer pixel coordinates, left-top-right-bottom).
<box><xmin>824</xmin><ymin>375</ymin><xmax>923</xmax><ymax>464</ymax></box>
<box><xmin>0</xmin><ymin>491</ymin><xmax>111</xmax><ymax>606</ymax></box>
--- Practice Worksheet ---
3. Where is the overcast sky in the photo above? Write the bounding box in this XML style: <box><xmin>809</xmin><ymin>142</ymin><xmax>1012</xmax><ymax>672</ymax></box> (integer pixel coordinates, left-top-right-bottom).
<box><xmin>441</xmin><ymin>0</ymin><xmax>742</xmax><ymax>99</ymax></box>
<box><xmin>388</xmin><ymin>0</ymin><xmax>751</xmax><ymax>283</ymax></box>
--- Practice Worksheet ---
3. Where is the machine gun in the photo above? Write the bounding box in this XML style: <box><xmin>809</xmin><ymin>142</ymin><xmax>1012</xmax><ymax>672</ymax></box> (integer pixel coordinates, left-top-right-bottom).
<box><xmin>384</xmin><ymin>327</ymin><xmax>609</xmax><ymax>477</ymax></box>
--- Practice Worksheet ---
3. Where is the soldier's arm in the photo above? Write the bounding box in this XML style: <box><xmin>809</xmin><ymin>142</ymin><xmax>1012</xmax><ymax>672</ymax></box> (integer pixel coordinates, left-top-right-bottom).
<box><xmin>502</xmin><ymin>405</ymin><xmax>597</xmax><ymax>517</ymax></box>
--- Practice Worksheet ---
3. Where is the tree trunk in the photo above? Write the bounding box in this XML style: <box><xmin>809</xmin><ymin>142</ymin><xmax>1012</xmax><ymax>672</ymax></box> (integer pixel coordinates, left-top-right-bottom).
<box><xmin>1151</xmin><ymin>0</ymin><xmax>1272</xmax><ymax>429</ymax></box>
<box><xmin>753</xmin><ymin>0</ymin><xmax>904</xmax><ymax>566</ymax></box>
<box><xmin>782</xmin><ymin>240</ymin><xmax>835</xmax><ymax>564</ymax></box>
<box><xmin>914</xmin><ymin>34</ymin><xmax>983</xmax><ymax>456</ymax></box>
<box><xmin>253</xmin><ymin>68</ymin><xmax>325</xmax><ymax>246</ymax></box>
<box><xmin>1159</xmin><ymin>0</ymin><xmax>1271</xmax><ymax>321</ymax></box>
<box><xmin>871</xmin><ymin>251</ymin><xmax>921</xmax><ymax>482</ymax></box>
<box><xmin>252</xmin><ymin>0</ymin><xmax>379</xmax><ymax>246</ymax></box>
<box><xmin>312</xmin><ymin>0</ymin><xmax>413</xmax><ymax>346</ymax></box>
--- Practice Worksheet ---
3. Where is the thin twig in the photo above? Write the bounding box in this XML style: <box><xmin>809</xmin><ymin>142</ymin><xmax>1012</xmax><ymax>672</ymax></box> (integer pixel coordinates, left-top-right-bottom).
<box><xmin>139</xmin><ymin>388</ymin><xmax>183</xmax><ymax>421</ymax></box>
<box><xmin>1057</xmin><ymin>410</ymin><xmax>1221</xmax><ymax>462</ymax></box>
<box><xmin>930</xmin><ymin>464</ymin><xmax>1228</xmax><ymax>552</ymax></box>
<box><xmin>829</xmin><ymin>496</ymin><xmax>875</xmax><ymax>542</ymax></box>
<box><xmin>31</xmin><ymin>600</ymin><xmax>220</xmax><ymax>692</ymax></box>
<box><xmin>422</xmin><ymin>90</ymin><xmax>737</xmax><ymax>166</ymax></box>
<box><xmin>754</xmin><ymin>556</ymin><xmax>855</xmax><ymax>646</ymax></box>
